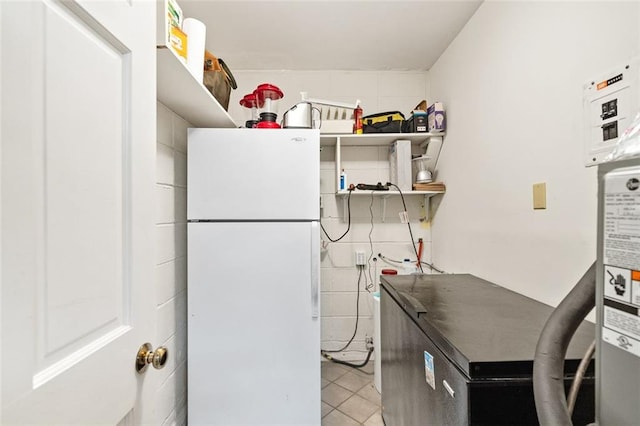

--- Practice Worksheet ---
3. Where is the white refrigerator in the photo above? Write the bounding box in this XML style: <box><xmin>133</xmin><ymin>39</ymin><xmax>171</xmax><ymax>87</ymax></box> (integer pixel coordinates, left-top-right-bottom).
<box><xmin>187</xmin><ymin>128</ymin><xmax>321</xmax><ymax>425</ymax></box>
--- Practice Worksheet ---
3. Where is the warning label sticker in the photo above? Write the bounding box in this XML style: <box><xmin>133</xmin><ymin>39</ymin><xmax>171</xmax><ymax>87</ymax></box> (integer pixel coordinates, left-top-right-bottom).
<box><xmin>602</xmin><ymin>167</ymin><xmax>640</xmax><ymax>358</ymax></box>
<box><xmin>602</xmin><ymin>327</ymin><xmax>640</xmax><ymax>358</ymax></box>
<box><xmin>633</xmin><ymin>271</ymin><xmax>640</xmax><ymax>306</ymax></box>
<box><xmin>603</xmin><ymin>168</ymin><xmax>640</xmax><ymax>271</ymax></box>
<box><xmin>424</xmin><ymin>351</ymin><xmax>435</xmax><ymax>390</ymax></box>
<box><xmin>604</xmin><ymin>265</ymin><xmax>632</xmax><ymax>303</ymax></box>
<box><xmin>604</xmin><ymin>305</ymin><xmax>640</xmax><ymax>340</ymax></box>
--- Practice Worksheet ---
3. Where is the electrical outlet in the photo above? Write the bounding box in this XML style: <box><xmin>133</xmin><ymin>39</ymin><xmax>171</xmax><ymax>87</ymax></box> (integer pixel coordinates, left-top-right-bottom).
<box><xmin>355</xmin><ymin>250</ymin><xmax>366</xmax><ymax>266</ymax></box>
<box><xmin>365</xmin><ymin>336</ymin><xmax>374</xmax><ymax>349</ymax></box>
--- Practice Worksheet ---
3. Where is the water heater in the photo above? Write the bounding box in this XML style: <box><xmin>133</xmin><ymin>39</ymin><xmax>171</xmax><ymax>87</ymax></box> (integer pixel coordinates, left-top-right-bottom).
<box><xmin>596</xmin><ymin>158</ymin><xmax>640</xmax><ymax>424</ymax></box>
<box><xmin>591</xmin><ymin>58</ymin><xmax>640</xmax><ymax>423</ymax></box>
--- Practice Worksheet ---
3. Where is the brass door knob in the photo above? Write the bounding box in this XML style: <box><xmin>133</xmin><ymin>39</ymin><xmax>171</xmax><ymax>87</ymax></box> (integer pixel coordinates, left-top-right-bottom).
<box><xmin>136</xmin><ymin>343</ymin><xmax>168</xmax><ymax>373</ymax></box>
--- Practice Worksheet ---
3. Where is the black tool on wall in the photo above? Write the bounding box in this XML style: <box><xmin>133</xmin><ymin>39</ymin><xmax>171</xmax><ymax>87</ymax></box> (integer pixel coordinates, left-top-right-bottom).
<box><xmin>356</xmin><ymin>182</ymin><xmax>389</xmax><ymax>191</ymax></box>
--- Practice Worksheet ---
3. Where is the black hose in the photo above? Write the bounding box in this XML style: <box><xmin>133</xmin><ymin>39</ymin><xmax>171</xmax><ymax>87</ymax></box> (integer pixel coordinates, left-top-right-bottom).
<box><xmin>321</xmin><ymin>347</ymin><xmax>374</xmax><ymax>370</ymax></box>
<box><xmin>533</xmin><ymin>261</ymin><xmax>596</xmax><ymax>426</ymax></box>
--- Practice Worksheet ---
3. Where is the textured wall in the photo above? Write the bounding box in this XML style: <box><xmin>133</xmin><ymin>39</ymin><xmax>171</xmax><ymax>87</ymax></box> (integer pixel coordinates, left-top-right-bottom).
<box><xmin>155</xmin><ymin>102</ymin><xmax>189</xmax><ymax>425</ymax></box>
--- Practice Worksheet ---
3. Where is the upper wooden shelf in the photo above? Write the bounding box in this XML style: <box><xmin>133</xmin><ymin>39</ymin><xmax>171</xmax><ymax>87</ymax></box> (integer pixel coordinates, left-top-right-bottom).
<box><xmin>156</xmin><ymin>46</ymin><xmax>238</xmax><ymax>128</ymax></box>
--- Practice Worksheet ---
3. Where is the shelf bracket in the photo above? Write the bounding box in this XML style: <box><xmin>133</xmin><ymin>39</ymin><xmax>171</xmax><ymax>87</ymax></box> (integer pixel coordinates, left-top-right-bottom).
<box><xmin>381</xmin><ymin>194</ymin><xmax>389</xmax><ymax>223</ymax></box>
<box><xmin>421</xmin><ymin>135</ymin><xmax>444</xmax><ymax>172</ymax></box>
<box><xmin>342</xmin><ymin>194</ymin><xmax>348</xmax><ymax>221</ymax></box>
<box><xmin>424</xmin><ymin>195</ymin><xmax>430</xmax><ymax>223</ymax></box>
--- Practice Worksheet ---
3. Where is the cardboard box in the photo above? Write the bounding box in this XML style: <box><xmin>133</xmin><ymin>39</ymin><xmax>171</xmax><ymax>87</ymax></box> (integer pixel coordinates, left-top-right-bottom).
<box><xmin>389</xmin><ymin>140</ymin><xmax>412</xmax><ymax>191</ymax></box>
<box><xmin>427</xmin><ymin>102</ymin><xmax>445</xmax><ymax>133</ymax></box>
<box><xmin>406</xmin><ymin>110</ymin><xmax>428</xmax><ymax>133</ymax></box>
<box><xmin>413</xmin><ymin>100</ymin><xmax>427</xmax><ymax>111</ymax></box>
<box><xmin>169</xmin><ymin>25</ymin><xmax>188</xmax><ymax>63</ymax></box>
<box><xmin>158</xmin><ymin>0</ymin><xmax>183</xmax><ymax>46</ymax></box>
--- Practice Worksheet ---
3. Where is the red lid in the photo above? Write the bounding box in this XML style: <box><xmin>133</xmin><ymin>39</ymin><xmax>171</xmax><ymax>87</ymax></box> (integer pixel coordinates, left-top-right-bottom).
<box><xmin>240</xmin><ymin>93</ymin><xmax>261</xmax><ymax>109</ymax></box>
<box><xmin>255</xmin><ymin>121</ymin><xmax>281</xmax><ymax>129</ymax></box>
<box><xmin>381</xmin><ymin>269</ymin><xmax>398</xmax><ymax>275</ymax></box>
<box><xmin>254</xmin><ymin>83</ymin><xmax>284</xmax><ymax>102</ymax></box>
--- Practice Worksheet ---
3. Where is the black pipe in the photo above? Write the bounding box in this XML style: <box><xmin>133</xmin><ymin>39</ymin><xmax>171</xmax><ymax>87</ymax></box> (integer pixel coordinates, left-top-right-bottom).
<box><xmin>533</xmin><ymin>261</ymin><xmax>596</xmax><ymax>426</ymax></box>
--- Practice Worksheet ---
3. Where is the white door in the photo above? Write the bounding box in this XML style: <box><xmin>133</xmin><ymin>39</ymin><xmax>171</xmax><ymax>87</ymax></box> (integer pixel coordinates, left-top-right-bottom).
<box><xmin>1</xmin><ymin>0</ymin><xmax>156</xmax><ymax>424</ymax></box>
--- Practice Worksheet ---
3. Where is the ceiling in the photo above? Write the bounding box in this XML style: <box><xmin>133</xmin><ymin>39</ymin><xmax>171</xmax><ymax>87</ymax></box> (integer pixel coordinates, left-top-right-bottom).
<box><xmin>178</xmin><ymin>1</ymin><xmax>483</xmax><ymax>71</ymax></box>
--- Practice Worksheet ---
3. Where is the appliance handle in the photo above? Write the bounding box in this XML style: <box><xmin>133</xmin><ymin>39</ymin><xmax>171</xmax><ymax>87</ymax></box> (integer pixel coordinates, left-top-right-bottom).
<box><xmin>311</xmin><ymin>222</ymin><xmax>320</xmax><ymax>318</ymax></box>
<box><xmin>443</xmin><ymin>380</ymin><xmax>455</xmax><ymax>398</ymax></box>
<box><xmin>397</xmin><ymin>291</ymin><xmax>428</xmax><ymax>317</ymax></box>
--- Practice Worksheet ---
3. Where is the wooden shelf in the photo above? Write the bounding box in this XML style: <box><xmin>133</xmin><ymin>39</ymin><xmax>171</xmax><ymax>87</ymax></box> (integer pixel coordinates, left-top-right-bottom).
<box><xmin>156</xmin><ymin>46</ymin><xmax>238</xmax><ymax>128</ymax></box>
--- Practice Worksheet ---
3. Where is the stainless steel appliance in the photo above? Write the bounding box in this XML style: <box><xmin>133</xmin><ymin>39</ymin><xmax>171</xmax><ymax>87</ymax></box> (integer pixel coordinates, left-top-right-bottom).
<box><xmin>380</xmin><ymin>274</ymin><xmax>596</xmax><ymax>425</ymax></box>
<box><xmin>596</xmin><ymin>157</ymin><xmax>640</xmax><ymax>424</ymax></box>
<box><xmin>412</xmin><ymin>155</ymin><xmax>433</xmax><ymax>183</ymax></box>
<box><xmin>282</xmin><ymin>102</ymin><xmax>320</xmax><ymax>129</ymax></box>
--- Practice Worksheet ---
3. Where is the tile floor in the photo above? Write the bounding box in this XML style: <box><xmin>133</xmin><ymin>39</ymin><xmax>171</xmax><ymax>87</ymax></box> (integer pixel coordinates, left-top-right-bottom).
<box><xmin>321</xmin><ymin>361</ymin><xmax>383</xmax><ymax>426</ymax></box>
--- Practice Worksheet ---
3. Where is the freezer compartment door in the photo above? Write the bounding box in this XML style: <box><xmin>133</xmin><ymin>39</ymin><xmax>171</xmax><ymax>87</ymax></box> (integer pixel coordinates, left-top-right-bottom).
<box><xmin>188</xmin><ymin>221</ymin><xmax>321</xmax><ymax>425</ymax></box>
<box><xmin>188</xmin><ymin>128</ymin><xmax>320</xmax><ymax>221</ymax></box>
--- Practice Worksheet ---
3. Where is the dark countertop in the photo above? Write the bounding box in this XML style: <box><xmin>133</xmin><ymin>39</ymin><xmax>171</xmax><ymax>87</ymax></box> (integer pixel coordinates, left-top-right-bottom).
<box><xmin>381</xmin><ymin>273</ymin><xmax>595</xmax><ymax>379</ymax></box>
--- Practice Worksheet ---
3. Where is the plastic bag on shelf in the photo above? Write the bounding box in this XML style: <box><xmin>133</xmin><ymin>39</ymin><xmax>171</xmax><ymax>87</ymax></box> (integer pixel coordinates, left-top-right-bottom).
<box><xmin>605</xmin><ymin>111</ymin><xmax>640</xmax><ymax>162</ymax></box>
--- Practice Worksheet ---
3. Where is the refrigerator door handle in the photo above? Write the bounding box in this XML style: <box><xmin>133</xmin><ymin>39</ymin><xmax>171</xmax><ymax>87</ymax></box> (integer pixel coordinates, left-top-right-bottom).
<box><xmin>311</xmin><ymin>222</ymin><xmax>320</xmax><ymax>318</ymax></box>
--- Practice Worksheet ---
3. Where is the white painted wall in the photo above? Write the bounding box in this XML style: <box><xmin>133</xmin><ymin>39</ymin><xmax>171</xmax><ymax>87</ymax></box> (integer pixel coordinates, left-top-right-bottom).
<box><xmin>227</xmin><ymin>70</ymin><xmax>431</xmax><ymax>359</ymax></box>
<box><xmin>155</xmin><ymin>102</ymin><xmax>189</xmax><ymax>425</ymax></box>
<box><xmin>428</xmin><ymin>1</ymin><xmax>640</xmax><ymax>310</ymax></box>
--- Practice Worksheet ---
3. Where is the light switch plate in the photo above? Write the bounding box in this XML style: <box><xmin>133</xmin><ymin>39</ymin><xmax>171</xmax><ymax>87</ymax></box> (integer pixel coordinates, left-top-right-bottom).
<box><xmin>533</xmin><ymin>183</ymin><xmax>547</xmax><ymax>209</ymax></box>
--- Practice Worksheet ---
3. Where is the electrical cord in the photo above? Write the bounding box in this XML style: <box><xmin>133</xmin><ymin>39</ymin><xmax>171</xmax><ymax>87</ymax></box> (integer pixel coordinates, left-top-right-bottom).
<box><xmin>378</xmin><ymin>252</ymin><xmax>446</xmax><ymax>274</ymax></box>
<box><xmin>365</xmin><ymin>192</ymin><xmax>375</xmax><ymax>292</ymax></box>
<box><xmin>321</xmin><ymin>267</ymin><xmax>362</xmax><ymax>353</ymax></box>
<box><xmin>322</xmin><ymin>347</ymin><xmax>373</xmax><ymax>370</ymax></box>
<box><xmin>320</xmin><ymin>266</ymin><xmax>374</xmax><ymax>370</ymax></box>
<box><xmin>386</xmin><ymin>182</ymin><xmax>424</xmax><ymax>273</ymax></box>
<box><xmin>320</xmin><ymin>187</ymin><xmax>354</xmax><ymax>243</ymax></box>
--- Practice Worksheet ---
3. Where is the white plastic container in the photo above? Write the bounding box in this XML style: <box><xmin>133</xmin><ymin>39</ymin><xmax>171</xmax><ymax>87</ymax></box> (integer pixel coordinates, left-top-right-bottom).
<box><xmin>182</xmin><ymin>18</ymin><xmax>206</xmax><ymax>83</ymax></box>
<box><xmin>402</xmin><ymin>258</ymin><xmax>417</xmax><ymax>275</ymax></box>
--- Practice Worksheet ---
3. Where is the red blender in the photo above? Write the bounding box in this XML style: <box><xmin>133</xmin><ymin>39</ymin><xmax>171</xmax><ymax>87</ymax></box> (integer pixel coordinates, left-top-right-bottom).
<box><xmin>254</xmin><ymin>83</ymin><xmax>284</xmax><ymax>129</ymax></box>
<box><xmin>239</xmin><ymin>93</ymin><xmax>261</xmax><ymax>128</ymax></box>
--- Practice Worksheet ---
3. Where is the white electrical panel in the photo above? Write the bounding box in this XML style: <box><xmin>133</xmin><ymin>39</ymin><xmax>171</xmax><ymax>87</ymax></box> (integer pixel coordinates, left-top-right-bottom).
<box><xmin>583</xmin><ymin>59</ymin><xmax>640</xmax><ymax>166</ymax></box>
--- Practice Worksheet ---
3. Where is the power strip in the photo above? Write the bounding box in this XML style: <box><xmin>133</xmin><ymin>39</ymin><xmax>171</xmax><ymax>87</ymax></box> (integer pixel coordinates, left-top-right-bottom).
<box><xmin>356</xmin><ymin>182</ymin><xmax>389</xmax><ymax>191</ymax></box>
